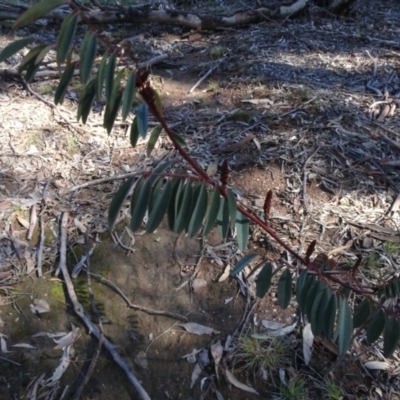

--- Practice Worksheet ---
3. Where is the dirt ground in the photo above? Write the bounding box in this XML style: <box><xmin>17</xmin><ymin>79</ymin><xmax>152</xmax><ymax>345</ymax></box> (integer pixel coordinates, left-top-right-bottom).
<box><xmin>1</xmin><ymin>0</ymin><xmax>400</xmax><ymax>399</ymax></box>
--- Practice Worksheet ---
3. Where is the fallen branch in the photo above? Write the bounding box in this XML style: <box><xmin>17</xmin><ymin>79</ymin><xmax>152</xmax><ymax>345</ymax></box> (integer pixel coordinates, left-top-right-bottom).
<box><xmin>58</xmin><ymin>212</ymin><xmax>151</xmax><ymax>400</ymax></box>
<box><xmin>0</xmin><ymin>1</ymin><xmax>309</xmax><ymax>29</ymax></box>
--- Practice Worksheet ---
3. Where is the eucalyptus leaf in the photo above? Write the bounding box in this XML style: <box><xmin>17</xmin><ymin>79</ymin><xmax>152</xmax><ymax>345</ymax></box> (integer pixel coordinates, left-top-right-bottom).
<box><xmin>108</xmin><ymin>178</ymin><xmax>135</xmax><ymax>230</ymax></box>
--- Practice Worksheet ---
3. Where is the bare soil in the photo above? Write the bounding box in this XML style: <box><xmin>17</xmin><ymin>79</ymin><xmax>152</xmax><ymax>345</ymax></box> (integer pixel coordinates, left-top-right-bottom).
<box><xmin>1</xmin><ymin>0</ymin><xmax>400</xmax><ymax>399</ymax></box>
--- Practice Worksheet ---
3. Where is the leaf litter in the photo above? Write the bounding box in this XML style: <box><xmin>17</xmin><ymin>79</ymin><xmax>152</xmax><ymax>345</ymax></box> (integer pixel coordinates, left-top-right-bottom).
<box><xmin>0</xmin><ymin>0</ymin><xmax>400</xmax><ymax>398</ymax></box>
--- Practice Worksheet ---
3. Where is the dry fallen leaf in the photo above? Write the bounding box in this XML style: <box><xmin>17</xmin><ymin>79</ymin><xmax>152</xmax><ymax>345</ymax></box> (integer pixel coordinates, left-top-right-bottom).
<box><xmin>0</xmin><ymin>336</ymin><xmax>13</xmax><ymax>353</ymax></box>
<box><xmin>30</xmin><ymin>299</ymin><xmax>50</xmax><ymax>314</ymax></box>
<box><xmin>364</xmin><ymin>361</ymin><xmax>390</xmax><ymax>370</ymax></box>
<box><xmin>190</xmin><ymin>362</ymin><xmax>202</xmax><ymax>389</ymax></box>
<box><xmin>192</xmin><ymin>278</ymin><xmax>207</xmax><ymax>292</ymax></box>
<box><xmin>178</xmin><ymin>322</ymin><xmax>220</xmax><ymax>336</ymax></box>
<box><xmin>218</xmin><ymin>264</ymin><xmax>230</xmax><ymax>282</ymax></box>
<box><xmin>17</xmin><ymin>216</ymin><xmax>30</xmax><ymax>229</ymax></box>
<box><xmin>53</xmin><ymin>324</ymin><xmax>79</xmax><ymax>349</ymax></box>
<box><xmin>225</xmin><ymin>369</ymin><xmax>258</xmax><ymax>394</ymax></box>
<box><xmin>302</xmin><ymin>323</ymin><xmax>314</xmax><ymax>365</ymax></box>
<box><xmin>74</xmin><ymin>217</ymin><xmax>87</xmax><ymax>233</ymax></box>
<box><xmin>134</xmin><ymin>351</ymin><xmax>148</xmax><ymax>369</ymax></box>
<box><xmin>12</xmin><ymin>343</ymin><xmax>37</xmax><ymax>349</ymax></box>
<box><xmin>211</xmin><ymin>340</ymin><xmax>223</xmax><ymax>365</ymax></box>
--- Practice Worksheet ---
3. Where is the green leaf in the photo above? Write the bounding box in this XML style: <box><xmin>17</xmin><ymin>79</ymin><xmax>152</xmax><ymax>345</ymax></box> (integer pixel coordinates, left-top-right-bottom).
<box><xmin>0</xmin><ymin>38</ymin><xmax>32</xmax><ymax>63</ymax></box>
<box><xmin>296</xmin><ymin>269</ymin><xmax>308</xmax><ymax>299</ymax></box>
<box><xmin>130</xmin><ymin>177</ymin><xmax>152</xmax><ymax>231</ymax></box>
<box><xmin>57</xmin><ymin>12</ymin><xmax>78</xmax><ymax>65</ymax></box>
<box><xmin>390</xmin><ymin>279</ymin><xmax>399</xmax><ymax>298</ymax></box>
<box><xmin>203</xmin><ymin>188</ymin><xmax>220</xmax><ymax>236</ymax></box>
<box><xmin>171</xmin><ymin>131</ymin><xmax>186</xmax><ymax>147</ymax></box>
<box><xmin>168</xmin><ymin>179</ymin><xmax>183</xmax><ymax>231</ymax></box>
<box><xmin>149</xmin><ymin>161</ymin><xmax>172</xmax><ymax>185</ymax></box>
<box><xmin>24</xmin><ymin>60</ymin><xmax>40</xmax><ymax>83</ymax></box>
<box><xmin>105</xmin><ymin>53</ymin><xmax>116</xmax><ymax>101</ymax></box>
<box><xmin>235</xmin><ymin>210</ymin><xmax>249</xmax><ymax>251</ymax></box>
<box><xmin>256</xmin><ymin>263</ymin><xmax>273</xmax><ymax>298</ymax></box>
<box><xmin>104</xmin><ymin>91</ymin><xmax>122</xmax><ymax>134</ymax></box>
<box><xmin>353</xmin><ymin>299</ymin><xmax>372</xmax><ymax>329</ymax></box>
<box><xmin>322</xmin><ymin>293</ymin><xmax>337</xmax><ymax>339</ymax></box>
<box><xmin>80</xmin><ymin>32</ymin><xmax>97</xmax><ymax>85</ymax></box>
<box><xmin>122</xmin><ymin>71</ymin><xmax>136</xmax><ymax>121</ymax></box>
<box><xmin>298</xmin><ymin>275</ymin><xmax>316</xmax><ymax>314</ymax></box>
<box><xmin>337</xmin><ymin>296</ymin><xmax>353</xmax><ymax>355</ymax></box>
<box><xmin>367</xmin><ymin>308</ymin><xmax>386</xmax><ymax>344</ymax></box>
<box><xmin>277</xmin><ymin>269</ymin><xmax>292</xmax><ymax>309</ymax></box>
<box><xmin>310</xmin><ymin>286</ymin><xmax>328</xmax><ymax>336</ymax></box>
<box><xmin>173</xmin><ymin>183</ymin><xmax>193</xmax><ymax>234</ymax></box>
<box><xmin>54</xmin><ymin>60</ymin><xmax>75</xmax><ymax>105</ymax></box>
<box><xmin>130</xmin><ymin>118</ymin><xmax>140</xmax><ymax>147</ymax></box>
<box><xmin>217</xmin><ymin>198</ymin><xmax>229</xmax><ymax>239</ymax></box>
<box><xmin>146</xmin><ymin>181</ymin><xmax>172</xmax><ymax>233</ymax></box>
<box><xmin>97</xmin><ymin>51</ymin><xmax>108</xmax><ymax>100</ymax></box>
<box><xmin>227</xmin><ymin>189</ymin><xmax>237</xmax><ymax>228</ymax></box>
<box><xmin>110</xmin><ymin>69</ymin><xmax>125</xmax><ymax>104</ymax></box>
<box><xmin>151</xmin><ymin>88</ymin><xmax>163</xmax><ymax>116</ymax></box>
<box><xmin>13</xmin><ymin>0</ymin><xmax>66</xmax><ymax>29</ymax></box>
<box><xmin>230</xmin><ymin>253</ymin><xmax>256</xmax><ymax>276</ymax></box>
<box><xmin>305</xmin><ymin>280</ymin><xmax>321</xmax><ymax>320</ymax></box>
<box><xmin>108</xmin><ymin>177</ymin><xmax>135</xmax><ymax>230</ymax></box>
<box><xmin>77</xmin><ymin>78</ymin><xmax>96</xmax><ymax>124</ymax></box>
<box><xmin>146</xmin><ymin>126</ymin><xmax>163</xmax><ymax>156</ymax></box>
<box><xmin>137</xmin><ymin>103</ymin><xmax>149</xmax><ymax>138</ymax></box>
<box><xmin>18</xmin><ymin>45</ymin><xmax>47</xmax><ymax>73</ymax></box>
<box><xmin>187</xmin><ymin>184</ymin><xmax>208</xmax><ymax>238</ymax></box>
<box><xmin>383</xmin><ymin>317</ymin><xmax>400</xmax><ymax>357</ymax></box>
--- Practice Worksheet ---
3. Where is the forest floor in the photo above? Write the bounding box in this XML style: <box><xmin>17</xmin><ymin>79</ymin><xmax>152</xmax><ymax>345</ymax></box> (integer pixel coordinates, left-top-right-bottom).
<box><xmin>1</xmin><ymin>0</ymin><xmax>400</xmax><ymax>399</ymax></box>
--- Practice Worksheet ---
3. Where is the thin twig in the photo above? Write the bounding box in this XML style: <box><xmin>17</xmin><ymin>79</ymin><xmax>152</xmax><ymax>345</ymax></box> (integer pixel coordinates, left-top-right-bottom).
<box><xmin>87</xmin><ymin>270</ymin><xmax>188</xmax><ymax>322</ymax></box>
<box><xmin>58</xmin><ymin>212</ymin><xmax>151</xmax><ymax>400</ymax></box>
<box><xmin>188</xmin><ymin>58</ymin><xmax>225</xmax><ymax>94</ymax></box>
<box><xmin>71</xmin><ymin>335</ymin><xmax>104</xmax><ymax>400</ymax></box>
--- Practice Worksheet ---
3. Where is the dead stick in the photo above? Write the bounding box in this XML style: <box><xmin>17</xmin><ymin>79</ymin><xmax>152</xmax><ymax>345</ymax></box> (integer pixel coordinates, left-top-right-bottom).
<box><xmin>88</xmin><ymin>271</ymin><xmax>188</xmax><ymax>322</ymax></box>
<box><xmin>58</xmin><ymin>212</ymin><xmax>151</xmax><ymax>400</ymax></box>
<box><xmin>71</xmin><ymin>335</ymin><xmax>104</xmax><ymax>400</ymax></box>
